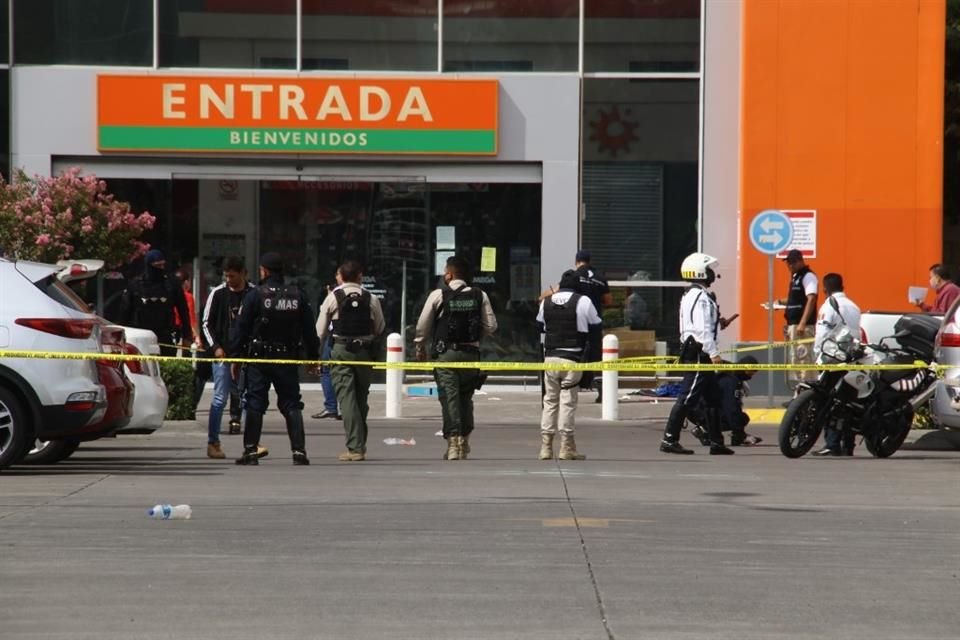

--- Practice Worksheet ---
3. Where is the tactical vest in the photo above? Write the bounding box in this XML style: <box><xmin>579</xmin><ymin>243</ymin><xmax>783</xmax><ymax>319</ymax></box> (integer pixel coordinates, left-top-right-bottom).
<box><xmin>544</xmin><ymin>293</ymin><xmax>585</xmax><ymax>358</ymax></box>
<box><xmin>785</xmin><ymin>266</ymin><xmax>814</xmax><ymax>325</ymax></box>
<box><xmin>435</xmin><ymin>285</ymin><xmax>484</xmax><ymax>345</ymax></box>
<box><xmin>134</xmin><ymin>277</ymin><xmax>173</xmax><ymax>334</ymax></box>
<box><xmin>333</xmin><ymin>288</ymin><xmax>373</xmax><ymax>337</ymax></box>
<box><xmin>256</xmin><ymin>284</ymin><xmax>302</xmax><ymax>347</ymax></box>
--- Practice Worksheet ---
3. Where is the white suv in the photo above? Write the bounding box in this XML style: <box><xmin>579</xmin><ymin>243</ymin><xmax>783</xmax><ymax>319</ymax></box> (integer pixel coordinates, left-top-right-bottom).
<box><xmin>0</xmin><ymin>259</ymin><xmax>119</xmax><ymax>467</ymax></box>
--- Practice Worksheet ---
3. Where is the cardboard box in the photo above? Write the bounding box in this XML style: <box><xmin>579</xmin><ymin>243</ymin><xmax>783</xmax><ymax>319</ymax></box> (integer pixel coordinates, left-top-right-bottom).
<box><xmin>607</xmin><ymin>328</ymin><xmax>656</xmax><ymax>357</ymax></box>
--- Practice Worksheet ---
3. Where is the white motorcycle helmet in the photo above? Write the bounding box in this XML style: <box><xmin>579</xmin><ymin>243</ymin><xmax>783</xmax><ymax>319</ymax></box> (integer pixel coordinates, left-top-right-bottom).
<box><xmin>680</xmin><ymin>252</ymin><xmax>720</xmax><ymax>283</ymax></box>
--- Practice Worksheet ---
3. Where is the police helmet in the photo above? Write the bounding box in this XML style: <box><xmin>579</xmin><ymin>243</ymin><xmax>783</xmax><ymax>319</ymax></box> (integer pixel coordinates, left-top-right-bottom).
<box><xmin>680</xmin><ymin>252</ymin><xmax>720</xmax><ymax>283</ymax></box>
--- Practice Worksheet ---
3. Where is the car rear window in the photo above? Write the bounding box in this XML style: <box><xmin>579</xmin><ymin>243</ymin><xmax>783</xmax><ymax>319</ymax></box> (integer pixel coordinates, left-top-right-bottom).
<box><xmin>35</xmin><ymin>275</ymin><xmax>93</xmax><ymax>313</ymax></box>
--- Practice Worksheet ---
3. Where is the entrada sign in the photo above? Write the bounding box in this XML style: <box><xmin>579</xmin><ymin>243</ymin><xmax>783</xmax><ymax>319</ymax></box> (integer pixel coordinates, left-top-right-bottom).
<box><xmin>97</xmin><ymin>76</ymin><xmax>498</xmax><ymax>155</ymax></box>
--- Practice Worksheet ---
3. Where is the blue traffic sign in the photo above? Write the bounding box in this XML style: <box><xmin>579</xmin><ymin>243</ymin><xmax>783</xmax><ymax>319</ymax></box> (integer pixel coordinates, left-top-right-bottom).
<box><xmin>749</xmin><ymin>209</ymin><xmax>793</xmax><ymax>255</ymax></box>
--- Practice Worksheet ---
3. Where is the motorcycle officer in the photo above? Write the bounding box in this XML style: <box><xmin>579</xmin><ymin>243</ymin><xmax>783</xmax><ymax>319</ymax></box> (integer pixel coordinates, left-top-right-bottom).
<box><xmin>231</xmin><ymin>253</ymin><xmax>320</xmax><ymax>466</ymax></box>
<box><xmin>660</xmin><ymin>252</ymin><xmax>735</xmax><ymax>455</ymax></box>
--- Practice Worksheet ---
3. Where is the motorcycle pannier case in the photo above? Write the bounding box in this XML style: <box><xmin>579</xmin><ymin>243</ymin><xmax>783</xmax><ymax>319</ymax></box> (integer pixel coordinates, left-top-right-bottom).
<box><xmin>893</xmin><ymin>314</ymin><xmax>940</xmax><ymax>361</ymax></box>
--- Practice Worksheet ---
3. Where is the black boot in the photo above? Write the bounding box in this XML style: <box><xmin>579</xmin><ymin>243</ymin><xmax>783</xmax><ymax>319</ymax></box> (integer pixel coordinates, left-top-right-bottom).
<box><xmin>284</xmin><ymin>409</ymin><xmax>306</xmax><ymax>454</ymax></box>
<box><xmin>660</xmin><ymin>440</ymin><xmax>694</xmax><ymax>454</ymax></box>
<box><xmin>235</xmin><ymin>446</ymin><xmax>260</xmax><ymax>465</ymax></box>
<box><xmin>707</xmin><ymin>409</ymin><xmax>734</xmax><ymax>455</ymax></box>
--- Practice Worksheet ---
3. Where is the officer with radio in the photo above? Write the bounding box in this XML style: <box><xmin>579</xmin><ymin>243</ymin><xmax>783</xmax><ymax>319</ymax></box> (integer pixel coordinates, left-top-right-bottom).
<box><xmin>316</xmin><ymin>260</ymin><xmax>385</xmax><ymax>462</ymax></box>
<box><xmin>415</xmin><ymin>255</ymin><xmax>498</xmax><ymax>461</ymax></box>
<box><xmin>231</xmin><ymin>253</ymin><xmax>319</xmax><ymax>466</ymax></box>
<box><xmin>659</xmin><ymin>252</ymin><xmax>735</xmax><ymax>455</ymax></box>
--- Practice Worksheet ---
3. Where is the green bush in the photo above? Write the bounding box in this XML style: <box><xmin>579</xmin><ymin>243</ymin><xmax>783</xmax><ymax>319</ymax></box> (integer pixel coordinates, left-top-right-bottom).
<box><xmin>160</xmin><ymin>359</ymin><xmax>196</xmax><ymax>421</ymax></box>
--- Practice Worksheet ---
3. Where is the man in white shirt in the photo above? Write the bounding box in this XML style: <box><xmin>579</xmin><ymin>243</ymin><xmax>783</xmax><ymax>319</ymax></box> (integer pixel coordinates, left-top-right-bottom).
<box><xmin>813</xmin><ymin>272</ymin><xmax>861</xmax><ymax>456</ymax></box>
<box><xmin>536</xmin><ymin>270</ymin><xmax>602</xmax><ymax>460</ymax></box>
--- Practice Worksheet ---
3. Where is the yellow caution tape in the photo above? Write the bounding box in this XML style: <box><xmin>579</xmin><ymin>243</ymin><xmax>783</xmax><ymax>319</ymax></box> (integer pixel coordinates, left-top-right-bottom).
<box><xmin>0</xmin><ymin>348</ymin><xmax>945</xmax><ymax>374</ymax></box>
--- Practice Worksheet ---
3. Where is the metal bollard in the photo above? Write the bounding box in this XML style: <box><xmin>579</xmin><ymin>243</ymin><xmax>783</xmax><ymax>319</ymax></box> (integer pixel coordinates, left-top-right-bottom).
<box><xmin>601</xmin><ymin>334</ymin><xmax>619</xmax><ymax>421</ymax></box>
<box><xmin>385</xmin><ymin>333</ymin><xmax>403</xmax><ymax>419</ymax></box>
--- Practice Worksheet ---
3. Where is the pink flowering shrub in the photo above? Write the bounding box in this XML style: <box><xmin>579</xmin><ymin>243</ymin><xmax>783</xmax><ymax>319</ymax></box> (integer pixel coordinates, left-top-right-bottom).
<box><xmin>0</xmin><ymin>168</ymin><xmax>156</xmax><ymax>267</ymax></box>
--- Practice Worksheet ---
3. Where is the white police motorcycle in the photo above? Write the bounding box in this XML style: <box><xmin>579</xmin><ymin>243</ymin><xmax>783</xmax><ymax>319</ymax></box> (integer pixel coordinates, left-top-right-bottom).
<box><xmin>778</xmin><ymin>315</ymin><xmax>940</xmax><ymax>459</ymax></box>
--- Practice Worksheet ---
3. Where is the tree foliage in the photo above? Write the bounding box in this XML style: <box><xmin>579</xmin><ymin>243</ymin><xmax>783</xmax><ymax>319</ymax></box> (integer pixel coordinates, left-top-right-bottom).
<box><xmin>0</xmin><ymin>168</ymin><xmax>155</xmax><ymax>267</ymax></box>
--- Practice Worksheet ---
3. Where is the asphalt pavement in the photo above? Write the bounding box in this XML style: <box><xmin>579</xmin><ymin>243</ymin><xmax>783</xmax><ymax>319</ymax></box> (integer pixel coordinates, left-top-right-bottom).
<box><xmin>1</xmin><ymin>389</ymin><xmax>959</xmax><ymax>639</ymax></box>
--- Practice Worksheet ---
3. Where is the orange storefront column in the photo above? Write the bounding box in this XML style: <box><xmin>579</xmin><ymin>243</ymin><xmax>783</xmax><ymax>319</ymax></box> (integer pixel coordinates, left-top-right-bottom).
<box><xmin>738</xmin><ymin>0</ymin><xmax>945</xmax><ymax>342</ymax></box>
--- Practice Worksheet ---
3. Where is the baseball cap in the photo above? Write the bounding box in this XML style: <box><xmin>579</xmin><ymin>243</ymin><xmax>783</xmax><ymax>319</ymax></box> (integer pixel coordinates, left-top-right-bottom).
<box><xmin>575</xmin><ymin>249</ymin><xmax>592</xmax><ymax>263</ymax></box>
<box><xmin>782</xmin><ymin>249</ymin><xmax>803</xmax><ymax>263</ymax></box>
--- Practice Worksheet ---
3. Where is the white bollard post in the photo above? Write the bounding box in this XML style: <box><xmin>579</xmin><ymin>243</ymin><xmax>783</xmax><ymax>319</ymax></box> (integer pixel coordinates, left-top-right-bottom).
<box><xmin>385</xmin><ymin>333</ymin><xmax>403</xmax><ymax>419</ymax></box>
<box><xmin>601</xmin><ymin>334</ymin><xmax>619</xmax><ymax>421</ymax></box>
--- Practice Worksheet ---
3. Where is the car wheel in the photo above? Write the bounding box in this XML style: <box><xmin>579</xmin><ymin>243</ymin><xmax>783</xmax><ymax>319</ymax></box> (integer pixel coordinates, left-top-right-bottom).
<box><xmin>0</xmin><ymin>387</ymin><xmax>32</xmax><ymax>467</ymax></box>
<box><xmin>23</xmin><ymin>439</ymin><xmax>81</xmax><ymax>465</ymax></box>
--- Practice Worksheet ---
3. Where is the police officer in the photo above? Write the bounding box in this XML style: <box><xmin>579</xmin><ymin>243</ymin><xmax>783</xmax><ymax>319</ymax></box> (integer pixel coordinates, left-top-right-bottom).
<box><xmin>776</xmin><ymin>249</ymin><xmax>818</xmax><ymax>391</ymax></box>
<box><xmin>660</xmin><ymin>252</ymin><xmax>735</xmax><ymax>455</ymax></box>
<box><xmin>572</xmin><ymin>250</ymin><xmax>610</xmax><ymax>397</ymax></box>
<box><xmin>231</xmin><ymin>253</ymin><xmax>320</xmax><ymax>466</ymax></box>
<box><xmin>415</xmin><ymin>255</ymin><xmax>497</xmax><ymax>461</ymax></box>
<box><xmin>122</xmin><ymin>249</ymin><xmax>193</xmax><ymax>356</ymax></box>
<box><xmin>537</xmin><ymin>269</ymin><xmax>602</xmax><ymax>461</ymax></box>
<box><xmin>316</xmin><ymin>260</ymin><xmax>386</xmax><ymax>462</ymax></box>
<box><xmin>688</xmin><ymin>356</ymin><xmax>763</xmax><ymax>447</ymax></box>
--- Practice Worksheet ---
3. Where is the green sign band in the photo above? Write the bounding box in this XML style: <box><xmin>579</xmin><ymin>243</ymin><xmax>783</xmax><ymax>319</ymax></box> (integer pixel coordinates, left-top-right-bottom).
<box><xmin>99</xmin><ymin>126</ymin><xmax>497</xmax><ymax>155</ymax></box>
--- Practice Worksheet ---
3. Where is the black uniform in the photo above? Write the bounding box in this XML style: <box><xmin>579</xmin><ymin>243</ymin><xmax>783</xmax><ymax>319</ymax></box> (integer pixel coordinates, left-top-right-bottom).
<box><xmin>123</xmin><ymin>271</ymin><xmax>192</xmax><ymax>356</ymax></box>
<box><xmin>573</xmin><ymin>264</ymin><xmax>609</xmax><ymax>390</ymax></box>
<box><xmin>231</xmin><ymin>274</ymin><xmax>319</xmax><ymax>460</ymax></box>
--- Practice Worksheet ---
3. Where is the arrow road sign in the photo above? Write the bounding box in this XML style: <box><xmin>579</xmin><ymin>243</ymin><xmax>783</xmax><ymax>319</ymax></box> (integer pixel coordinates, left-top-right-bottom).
<box><xmin>749</xmin><ymin>209</ymin><xmax>793</xmax><ymax>255</ymax></box>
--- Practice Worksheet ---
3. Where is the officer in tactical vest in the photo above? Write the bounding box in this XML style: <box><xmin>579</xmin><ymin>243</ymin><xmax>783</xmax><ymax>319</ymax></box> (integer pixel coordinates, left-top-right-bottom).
<box><xmin>123</xmin><ymin>249</ymin><xmax>193</xmax><ymax>356</ymax></box>
<box><xmin>659</xmin><ymin>252</ymin><xmax>735</xmax><ymax>455</ymax></box>
<box><xmin>775</xmin><ymin>249</ymin><xmax>818</xmax><ymax>391</ymax></box>
<box><xmin>231</xmin><ymin>253</ymin><xmax>320</xmax><ymax>466</ymax></box>
<box><xmin>316</xmin><ymin>260</ymin><xmax>386</xmax><ymax>462</ymax></box>
<box><xmin>537</xmin><ymin>269</ymin><xmax>602</xmax><ymax>461</ymax></box>
<box><xmin>415</xmin><ymin>255</ymin><xmax>497</xmax><ymax>461</ymax></box>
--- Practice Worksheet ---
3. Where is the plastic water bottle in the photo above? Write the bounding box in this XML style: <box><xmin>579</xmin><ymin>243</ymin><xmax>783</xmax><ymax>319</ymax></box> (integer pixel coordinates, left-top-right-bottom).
<box><xmin>147</xmin><ymin>504</ymin><xmax>192</xmax><ymax>520</ymax></box>
<box><xmin>383</xmin><ymin>437</ymin><xmax>416</xmax><ymax>446</ymax></box>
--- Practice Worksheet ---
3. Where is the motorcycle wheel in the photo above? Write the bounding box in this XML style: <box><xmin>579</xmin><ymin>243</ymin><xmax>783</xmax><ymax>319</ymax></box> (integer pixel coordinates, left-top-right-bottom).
<box><xmin>778</xmin><ymin>390</ymin><xmax>827</xmax><ymax>458</ymax></box>
<box><xmin>864</xmin><ymin>410</ymin><xmax>912</xmax><ymax>458</ymax></box>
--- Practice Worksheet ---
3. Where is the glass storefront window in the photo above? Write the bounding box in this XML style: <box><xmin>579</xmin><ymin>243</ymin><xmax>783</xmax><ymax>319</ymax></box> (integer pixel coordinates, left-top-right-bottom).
<box><xmin>443</xmin><ymin>0</ymin><xmax>578</xmax><ymax>72</ymax></box>
<box><xmin>302</xmin><ymin>0</ymin><xmax>437</xmax><ymax>71</ymax></box>
<box><xmin>584</xmin><ymin>0</ymin><xmax>700</xmax><ymax>72</ymax></box>
<box><xmin>259</xmin><ymin>180</ymin><xmax>543</xmax><ymax>362</ymax></box>
<box><xmin>1</xmin><ymin>0</ymin><xmax>8</xmax><ymax>64</ymax></box>
<box><xmin>159</xmin><ymin>0</ymin><xmax>296</xmax><ymax>69</ymax></box>
<box><xmin>582</xmin><ymin>79</ymin><xmax>699</xmax><ymax>343</ymax></box>
<box><xmin>13</xmin><ymin>0</ymin><xmax>152</xmax><ymax>66</ymax></box>
<box><xmin>0</xmin><ymin>70</ymin><xmax>8</xmax><ymax>181</ymax></box>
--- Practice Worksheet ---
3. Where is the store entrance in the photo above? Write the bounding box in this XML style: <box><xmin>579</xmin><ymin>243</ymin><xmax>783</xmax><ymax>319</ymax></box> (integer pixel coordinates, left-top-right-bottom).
<box><xmin>107</xmin><ymin>174</ymin><xmax>544</xmax><ymax>364</ymax></box>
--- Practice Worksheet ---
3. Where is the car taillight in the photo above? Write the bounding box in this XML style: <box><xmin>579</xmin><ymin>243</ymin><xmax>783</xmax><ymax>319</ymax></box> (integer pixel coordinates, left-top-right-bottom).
<box><xmin>124</xmin><ymin>343</ymin><xmax>145</xmax><ymax>375</ymax></box>
<box><xmin>15</xmin><ymin>318</ymin><xmax>97</xmax><ymax>339</ymax></box>
<box><xmin>100</xmin><ymin>326</ymin><xmax>126</xmax><ymax>353</ymax></box>
<box><xmin>938</xmin><ymin>322</ymin><xmax>960</xmax><ymax>348</ymax></box>
<box><xmin>65</xmin><ymin>391</ymin><xmax>98</xmax><ymax>412</ymax></box>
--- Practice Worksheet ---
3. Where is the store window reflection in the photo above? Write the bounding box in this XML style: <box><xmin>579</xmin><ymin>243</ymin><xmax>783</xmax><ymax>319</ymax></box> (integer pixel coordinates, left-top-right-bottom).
<box><xmin>159</xmin><ymin>0</ymin><xmax>296</xmax><ymax>69</ymax></box>
<box><xmin>1</xmin><ymin>0</ymin><xmax>8</xmax><ymax>65</ymax></box>
<box><xmin>584</xmin><ymin>0</ymin><xmax>700</xmax><ymax>72</ymax></box>
<box><xmin>259</xmin><ymin>181</ymin><xmax>543</xmax><ymax>362</ymax></box>
<box><xmin>581</xmin><ymin>79</ymin><xmax>699</xmax><ymax>345</ymax></box>
<box><xmin>0</xmin><ymin>71</ymin><xmax>9</xmax><ymax>181</ymax></box>
<box><xmin>13</xmin><ymin>0</ymin><xmax>152</xmax><ymax>66</ymax></box>
<box><xmin>443</xmin><ymin>0</ymin><xmax>578</xmax><ymax>72</ymax></box>
<box><xmin>302</xmin><ymin>0</ymin><xmax>437</xmax><ymax>71</ymax></box>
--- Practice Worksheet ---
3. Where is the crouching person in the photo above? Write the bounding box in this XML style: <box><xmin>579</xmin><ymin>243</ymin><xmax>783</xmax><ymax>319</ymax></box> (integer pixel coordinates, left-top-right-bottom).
<box><xmin>537</xmin><ymin>270</ymin><xmax>602</xmax><ymax>460</ymax></box>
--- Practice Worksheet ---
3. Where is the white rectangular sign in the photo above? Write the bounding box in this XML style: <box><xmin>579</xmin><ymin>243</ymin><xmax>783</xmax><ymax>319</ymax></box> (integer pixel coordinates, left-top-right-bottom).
<box><xmin>775</xmin><ymin>210</ymin><xmax>817</xmax><ymax>259</ymax></box>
